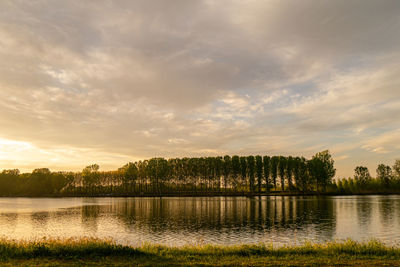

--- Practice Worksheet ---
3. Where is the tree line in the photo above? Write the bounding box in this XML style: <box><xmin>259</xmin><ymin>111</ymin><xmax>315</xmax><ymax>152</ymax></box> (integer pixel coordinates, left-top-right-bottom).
<box><xmin>334</xmin><ymin>159</ymin><xmax>400</xmax><ymax>194</ymax></box>
<box><xmin>3</xmin><ymin>151</ymin><xmax>400</xmax><ymax>196</ymax></box>
<box><xmin>0</xmin><ymin>150</ymin><xmax>337</xmax><ymax>196</ymax></box>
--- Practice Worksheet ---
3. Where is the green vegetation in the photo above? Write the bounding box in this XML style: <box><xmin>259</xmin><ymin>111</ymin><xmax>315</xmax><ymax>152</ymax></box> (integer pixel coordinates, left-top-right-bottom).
<box><xmin>0</xmin><ymin>238</ymin><xmax>399</xmax><ymax>266</ymax></box>
<box><xmin>0</xmin><ymin>150</ymin><xmax>336</xmax><ymax>197</ymax></box>
<box><xmin>334</xmin><ymin>159</ymin><xmax>400</xmax><ymax>194</ymax></box>
<box><xmin>1</xmin><ymin>151</ymin><xmax>399</xmax><ymax>197</ymax></box>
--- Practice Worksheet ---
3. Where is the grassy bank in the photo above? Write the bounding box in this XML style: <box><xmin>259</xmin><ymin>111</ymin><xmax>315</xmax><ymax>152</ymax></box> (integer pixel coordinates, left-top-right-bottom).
<box><xmin>0</xmin><ymin>238</ymin><xmax>400</xmax><ymax>266</ymax></box>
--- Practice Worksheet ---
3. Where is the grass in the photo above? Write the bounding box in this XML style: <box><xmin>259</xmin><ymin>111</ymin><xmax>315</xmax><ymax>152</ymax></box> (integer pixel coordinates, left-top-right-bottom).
<box><xmin>0</xmin><ymin>238</ymin><xmax>400</xmax><ymax>266</ymax></box>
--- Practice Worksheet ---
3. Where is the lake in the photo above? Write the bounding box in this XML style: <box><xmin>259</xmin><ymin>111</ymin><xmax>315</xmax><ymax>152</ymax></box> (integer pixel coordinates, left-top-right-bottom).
<box><xmin>0</xmin><ymin>196</ymin><xmax>399</xmax><ymax>246</ymax></box>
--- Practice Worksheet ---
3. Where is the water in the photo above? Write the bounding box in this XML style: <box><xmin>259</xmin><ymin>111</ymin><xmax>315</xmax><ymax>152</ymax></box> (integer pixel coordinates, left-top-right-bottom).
<box><xmin>0</xmin><ymin>196</ymin><xmax>399</xmax><ymax>246</ymax></box>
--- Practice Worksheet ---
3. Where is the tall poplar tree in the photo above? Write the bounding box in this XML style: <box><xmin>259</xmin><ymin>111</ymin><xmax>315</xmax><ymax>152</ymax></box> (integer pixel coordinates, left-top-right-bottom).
<box><xmin>278</xmin><ymin>156</ymin><xmax>286</xmax><ymax>191</ymax></box>
<box><xmin>255</xmin><ymin>155</ymin><xmax>263</xmax><ymax>193</ymax></box>
<box><xmin>270</xmin><ymin>156</ymin><xmax>279</xmax><ymax>190</ymax></box>
<box><xmin>247</xmin><ymin>156</ymin><xmax>255</xmax><ymax>194</ymax></box>
<box><xmin>263</xmin><ymin>156</ymin><xmax>271</xmax><ymax>192</ymax></box>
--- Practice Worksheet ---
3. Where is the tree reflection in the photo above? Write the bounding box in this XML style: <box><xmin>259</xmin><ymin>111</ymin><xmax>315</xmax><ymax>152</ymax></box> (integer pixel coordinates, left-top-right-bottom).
<box><xmin>81</xmin><ymin>205</ymin><xmax>100</xmax><ymax>233</ymax></box>
<box><xmin>103</xmin><ymin>196</ymin><xmax>336</xmax><ymax>242</ymax></box>
<box><xmin>356</xmin><ymin>196</ymin><xmax>373</xmax><ymax>230</ymax></box>
<box><xmin>31</xmin><ymin>212</ymin><xmax>49</xmax><ymax>229</ymax></box>
<box><xmin>379</xmin><ymin>196</ymin><xmax>395</xmax><ymax>227</ymax></box>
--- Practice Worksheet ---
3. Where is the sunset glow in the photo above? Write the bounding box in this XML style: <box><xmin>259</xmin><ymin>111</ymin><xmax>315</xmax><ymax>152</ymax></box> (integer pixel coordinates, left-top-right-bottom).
<box><xmin>0</xmin><ymin>1</ymin><xmax>399</xmax><ymax>177</ymax></box>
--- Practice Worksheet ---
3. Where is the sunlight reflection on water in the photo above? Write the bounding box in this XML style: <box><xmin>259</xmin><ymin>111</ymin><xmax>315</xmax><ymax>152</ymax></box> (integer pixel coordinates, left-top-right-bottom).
<box><xmin>0</xmin><ymin>196</ymin><xmax>399</xmax><ymax>246</ymax></box>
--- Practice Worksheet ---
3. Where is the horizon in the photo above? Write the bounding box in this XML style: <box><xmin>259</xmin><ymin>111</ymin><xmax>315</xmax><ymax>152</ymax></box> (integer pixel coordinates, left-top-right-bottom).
<box><xmin>1</xmin><ymin>1</ymin><xmax>400</xmax><ymax>177</ymax></box>
<box><xmin>3</xmin><ymin>151</ymin><xmax>398</xmax><ymax>180</ymax></box>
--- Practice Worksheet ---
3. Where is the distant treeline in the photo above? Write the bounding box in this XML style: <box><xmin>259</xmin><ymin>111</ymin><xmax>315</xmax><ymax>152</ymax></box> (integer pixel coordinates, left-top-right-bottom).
<box><xmin>0</xmin><ymin>150</ymin><xmax>399</xmax><ymax>197</ymax></box>
<box><xmin>335</xmin><ymin>161</ymin><xmax>400</xmax><ymax>194</ymax></box>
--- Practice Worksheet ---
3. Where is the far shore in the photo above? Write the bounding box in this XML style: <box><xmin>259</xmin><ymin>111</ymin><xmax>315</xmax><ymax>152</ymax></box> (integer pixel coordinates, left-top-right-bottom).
<box><xmin>1</xmin><ymin>191</ymin><xmax>400</xmax><ymax>198</ymax></box>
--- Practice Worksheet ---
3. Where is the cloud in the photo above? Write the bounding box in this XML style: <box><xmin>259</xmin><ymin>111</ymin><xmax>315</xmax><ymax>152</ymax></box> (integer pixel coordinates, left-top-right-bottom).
<box><xmin>283</xmin><ymin>63</ymin><xmax>400</xmax><ymax>132</ymax></box>
<box><xmin>362</xmin><ymin>129</ymin><xmax>400</xmax><ymax>154</ymax></box>
<box><xmin>0</xmin><ymin>137</ymin><xmax>134</xmax><ymax>172</ymax></box>
<box><xmin>0</xmin><ymin>0</ymin><xmax>399</xmax><ymax>175</ymax></box>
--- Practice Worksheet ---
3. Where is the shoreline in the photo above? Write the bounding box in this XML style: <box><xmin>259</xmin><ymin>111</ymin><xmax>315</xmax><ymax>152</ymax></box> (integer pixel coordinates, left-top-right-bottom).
<box><xmin>1</xmin><ymin>192</ymin><xmax>400</xmax><ymax>198</ymax></box>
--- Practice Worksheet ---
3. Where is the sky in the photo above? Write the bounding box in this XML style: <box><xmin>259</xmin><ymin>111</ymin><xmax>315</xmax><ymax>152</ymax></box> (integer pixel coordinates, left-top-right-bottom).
<box><xmin>0</xmin><ymin>0</ymin><xmax>400</xmax><ymax>177</ymax></box>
